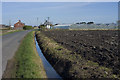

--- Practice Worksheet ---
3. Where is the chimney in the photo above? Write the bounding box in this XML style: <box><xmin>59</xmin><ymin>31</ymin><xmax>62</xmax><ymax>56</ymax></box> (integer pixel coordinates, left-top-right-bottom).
<box><xmin>19</xmin><ymin>20</ymin><xmax>21</xmax><ymax>22</ymax></box>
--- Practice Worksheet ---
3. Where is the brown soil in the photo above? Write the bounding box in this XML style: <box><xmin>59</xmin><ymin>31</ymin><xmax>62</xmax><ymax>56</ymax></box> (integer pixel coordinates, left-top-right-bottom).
<box><xmin>2</xmin><ymin>58</ymin><xmax>16</xmax><ymax>78</ymax></box>
<box><xmin>36</xmin><ymin>30</ymin><xmax>120</xmax><ymax>79</ymax></box>
<box><xmin>41</xmin><ymin>30</ymin><xmax>120</xmax><ymax>76</ymax></box>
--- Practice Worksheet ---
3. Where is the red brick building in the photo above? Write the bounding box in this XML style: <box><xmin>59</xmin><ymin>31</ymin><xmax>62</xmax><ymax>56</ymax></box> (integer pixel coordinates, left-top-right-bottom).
<box><xmin>14</xmin><ymin>20</ymin><xmax>25</xmax><ymax>29</ymax></box>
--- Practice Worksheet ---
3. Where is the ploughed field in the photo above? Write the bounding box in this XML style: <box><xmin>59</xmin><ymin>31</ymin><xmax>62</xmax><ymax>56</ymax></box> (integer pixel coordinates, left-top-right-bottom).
<box><xmin>42</xmin><ymin>29</ymin><xmax>119</xmax><ymax>76</ymax></box>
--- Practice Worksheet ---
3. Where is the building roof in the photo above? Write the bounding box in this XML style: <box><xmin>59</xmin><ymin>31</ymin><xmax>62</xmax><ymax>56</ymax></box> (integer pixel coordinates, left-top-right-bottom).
<box><xmin>44</xmin><ymin>20</ymin><xmax>51</xmax><ymax>25</ymax></box>
<box><xmin>15</xmin><ymin>20</ymin><xmax>25</xmax><ymax>25</ymax></box>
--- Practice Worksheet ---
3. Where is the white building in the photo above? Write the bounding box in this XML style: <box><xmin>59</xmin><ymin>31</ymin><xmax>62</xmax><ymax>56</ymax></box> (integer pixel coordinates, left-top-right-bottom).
<box><xmin>44</xmin><ymin>20</ymin><xmax>51</xmax><ymax>29</ymax></box>
<box><xmin>46</xmin><ymin>24</ymin><xmax>50</xmax><ymax>29</ymax></box>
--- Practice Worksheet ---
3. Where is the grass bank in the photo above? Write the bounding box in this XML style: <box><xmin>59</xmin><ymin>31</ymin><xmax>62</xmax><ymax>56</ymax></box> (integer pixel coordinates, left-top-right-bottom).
<box><xmin>0</xmin><ymin>29</ymin><xmax>24</xmax><ymax>36</ymax></box>
<box><xmin>36</xmin><ymin>31</ymin><xmax>119</xmax><ymax>79</ymax></box>
<box><xmin>2</xmin><ymin>31</ymin><xmax>47</xmax><ymax>78</ymax></box>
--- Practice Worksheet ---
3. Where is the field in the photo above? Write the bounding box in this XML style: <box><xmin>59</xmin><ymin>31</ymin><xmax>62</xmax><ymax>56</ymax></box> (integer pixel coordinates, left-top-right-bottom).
<box><xmin>41</xmin><ymin>29</ymin><xmax>119</xmax><ymax>76</ymax></box>
<box><xmin>36</xmin><ymin>29</ymin><xmax>119</xmax><ymax>78</ymax></box>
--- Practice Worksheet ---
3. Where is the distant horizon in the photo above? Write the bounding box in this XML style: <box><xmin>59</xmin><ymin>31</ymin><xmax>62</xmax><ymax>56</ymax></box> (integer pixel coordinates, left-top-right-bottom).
<box><xmin>1</xmin><ymin>22</ymin><xmax>118</xmax><ymax>27</ymax></box>
<box><xmin>2</xmin><ymin>2</ymin><xmax>118</xmax><ymax>26</ymax></box>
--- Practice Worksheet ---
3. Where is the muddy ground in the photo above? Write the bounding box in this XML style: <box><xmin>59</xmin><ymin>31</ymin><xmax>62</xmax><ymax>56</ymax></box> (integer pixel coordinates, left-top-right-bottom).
<box><xmin>42</xmin><ymin>29</ymin><xmax>120</xmax><ymax>76</ymax></box>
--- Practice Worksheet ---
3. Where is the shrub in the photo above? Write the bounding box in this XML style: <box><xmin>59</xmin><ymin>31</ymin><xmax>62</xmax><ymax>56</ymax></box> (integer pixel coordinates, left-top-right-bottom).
<box><xmin>38</xmin><ymin>24</ymin><xmax>46</xmax><ymax>31</ymax></box>
<box><xmin>23</xmin><ymin>25</ymin><xmax>33</xmax><ymax>30</ymax></box>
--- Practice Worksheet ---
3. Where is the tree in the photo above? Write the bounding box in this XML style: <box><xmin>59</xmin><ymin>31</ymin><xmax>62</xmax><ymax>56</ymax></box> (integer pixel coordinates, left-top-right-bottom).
<box><xmin>55</xmin><ymin>24</ymin><xmax>58</xmax><ymax>25</ymax></box>
<box><xmin>87</xmin><ymin>22</ymin><xmax>94</xmax><ymax>24</ymax></box>
<box><xmin>76</xmin><ymin>23</ymin><xmax>80</xmax><ymax>24</ymax></box>
<box><xmin>80</xmin><ymin>22</ymin><xmax>86</xmax><ymax>24</ymax></box>
<box><xmin>118</xmin><ymin>20</ymin><xmax>120</xmax><ymax>27</ymax></box>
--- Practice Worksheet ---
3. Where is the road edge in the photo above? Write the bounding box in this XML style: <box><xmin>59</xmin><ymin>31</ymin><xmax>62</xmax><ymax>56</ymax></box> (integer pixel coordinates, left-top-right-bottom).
<box><xmin>2</xmin><ymin>31</ymin><xmax>47</xmax><ymax>78</ymax></box>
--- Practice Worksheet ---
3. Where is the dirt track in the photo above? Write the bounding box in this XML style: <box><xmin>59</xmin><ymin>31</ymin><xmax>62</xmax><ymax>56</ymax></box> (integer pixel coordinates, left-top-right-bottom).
<box><xmin>42</xmin><ymin>29</ymin><xmax>119</xmax><ymax>75</ymax></box>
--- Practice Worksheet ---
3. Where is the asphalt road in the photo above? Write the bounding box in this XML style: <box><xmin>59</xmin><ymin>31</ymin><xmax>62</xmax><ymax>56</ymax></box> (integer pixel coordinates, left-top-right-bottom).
<box><xmin>2</xmin><ymin>30</ymin><xmax>31</xmax><ymax>74</ymax></box>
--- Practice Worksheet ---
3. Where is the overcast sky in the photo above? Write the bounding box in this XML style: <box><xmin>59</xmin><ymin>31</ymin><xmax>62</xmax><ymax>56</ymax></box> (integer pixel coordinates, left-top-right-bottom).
<box><xmin>2</xmin><ymin>2</ymin><xmax>118</xmax><ymax>26</ymax></box>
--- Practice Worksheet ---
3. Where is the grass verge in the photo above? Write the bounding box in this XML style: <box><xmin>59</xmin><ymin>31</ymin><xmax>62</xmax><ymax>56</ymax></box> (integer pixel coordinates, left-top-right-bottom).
<box><xmin>2</xmin><ymin>31</ymin><xmax>47</xmax><ymax>78</ymax></box>
<box><xmin>0</xmin><ymin>30</ymin><xmax>24</xmax><ymax>36</ymax></box>
<box><xmin>36</xmin><ymin>31</ymin><xmax>119</xmax><ymax>79</ymax></box>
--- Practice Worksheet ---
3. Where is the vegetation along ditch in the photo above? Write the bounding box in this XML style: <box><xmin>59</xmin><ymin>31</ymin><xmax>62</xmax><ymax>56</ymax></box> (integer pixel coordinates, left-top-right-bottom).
<box><xmin>2</xmin><ymin>31</ymin><xmax>47</xmax><ymax>78</ymax></box>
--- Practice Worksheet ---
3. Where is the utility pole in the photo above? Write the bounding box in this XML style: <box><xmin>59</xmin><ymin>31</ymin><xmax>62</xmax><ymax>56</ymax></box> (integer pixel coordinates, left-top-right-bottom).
<box><xmin>37</xmin><ymin>17</ymin><xmax>38</xmax><ymax>26</ymax></box>
<box><xmin>47</xmin><ymin>17</ymin><xmax>49</xmax><ymax>22</ymax></box>
<box><xmin>9</xmin><ymin>20</ymin><xmax>11</xmax><ymax>26</ymax></box>
<box><xmin>9</xmin><ymin>20</ymin><xmax>11</xmax><ymax>30</ymax></box>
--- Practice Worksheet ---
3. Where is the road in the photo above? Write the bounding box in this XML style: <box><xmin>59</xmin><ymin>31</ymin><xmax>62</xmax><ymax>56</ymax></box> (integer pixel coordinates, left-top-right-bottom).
<box><xmin>2</xmin><ymin>30</ymin><xmax>31</xmax><ymax>74</ymax></box>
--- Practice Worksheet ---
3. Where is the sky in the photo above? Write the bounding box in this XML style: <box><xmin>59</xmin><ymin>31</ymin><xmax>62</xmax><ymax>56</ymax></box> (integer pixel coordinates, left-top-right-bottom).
<box><xmin>2</xmin><ymin>2</ymin><xmax>118</xmax><ymax>26</ymax></box>
<box><xmin>1</xmin><ymin>0</ymin><xmax>120</xmax><ymax>2</ymax></box>
<box><xmin>118</xmin><ymin>1</ymin><xmax>120</xmax><ymax>20</ymax></box>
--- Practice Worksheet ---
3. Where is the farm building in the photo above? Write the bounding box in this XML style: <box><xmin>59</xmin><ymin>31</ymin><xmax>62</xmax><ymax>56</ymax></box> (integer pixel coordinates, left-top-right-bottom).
<box><xmin>14</xmin><ymin>20</ymin><xmax>25</xmax><ymax>30</ymax></box>
<box><xmin>0</xmin><ymin>24</ymin><xmax>10</xmax><ymax>29</ymax></box>
<box><xmin>43</xmin><ymin>17</ymin><xmax>52</xmax><ymax>29</ymax></box>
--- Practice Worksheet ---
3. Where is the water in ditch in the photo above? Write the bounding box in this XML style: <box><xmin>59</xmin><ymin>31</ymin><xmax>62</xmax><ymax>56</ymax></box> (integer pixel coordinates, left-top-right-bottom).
<box><xmin>35</xmin><ymin>36</ymin><xmax>62</xmax><ymax>79</ymax></box>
